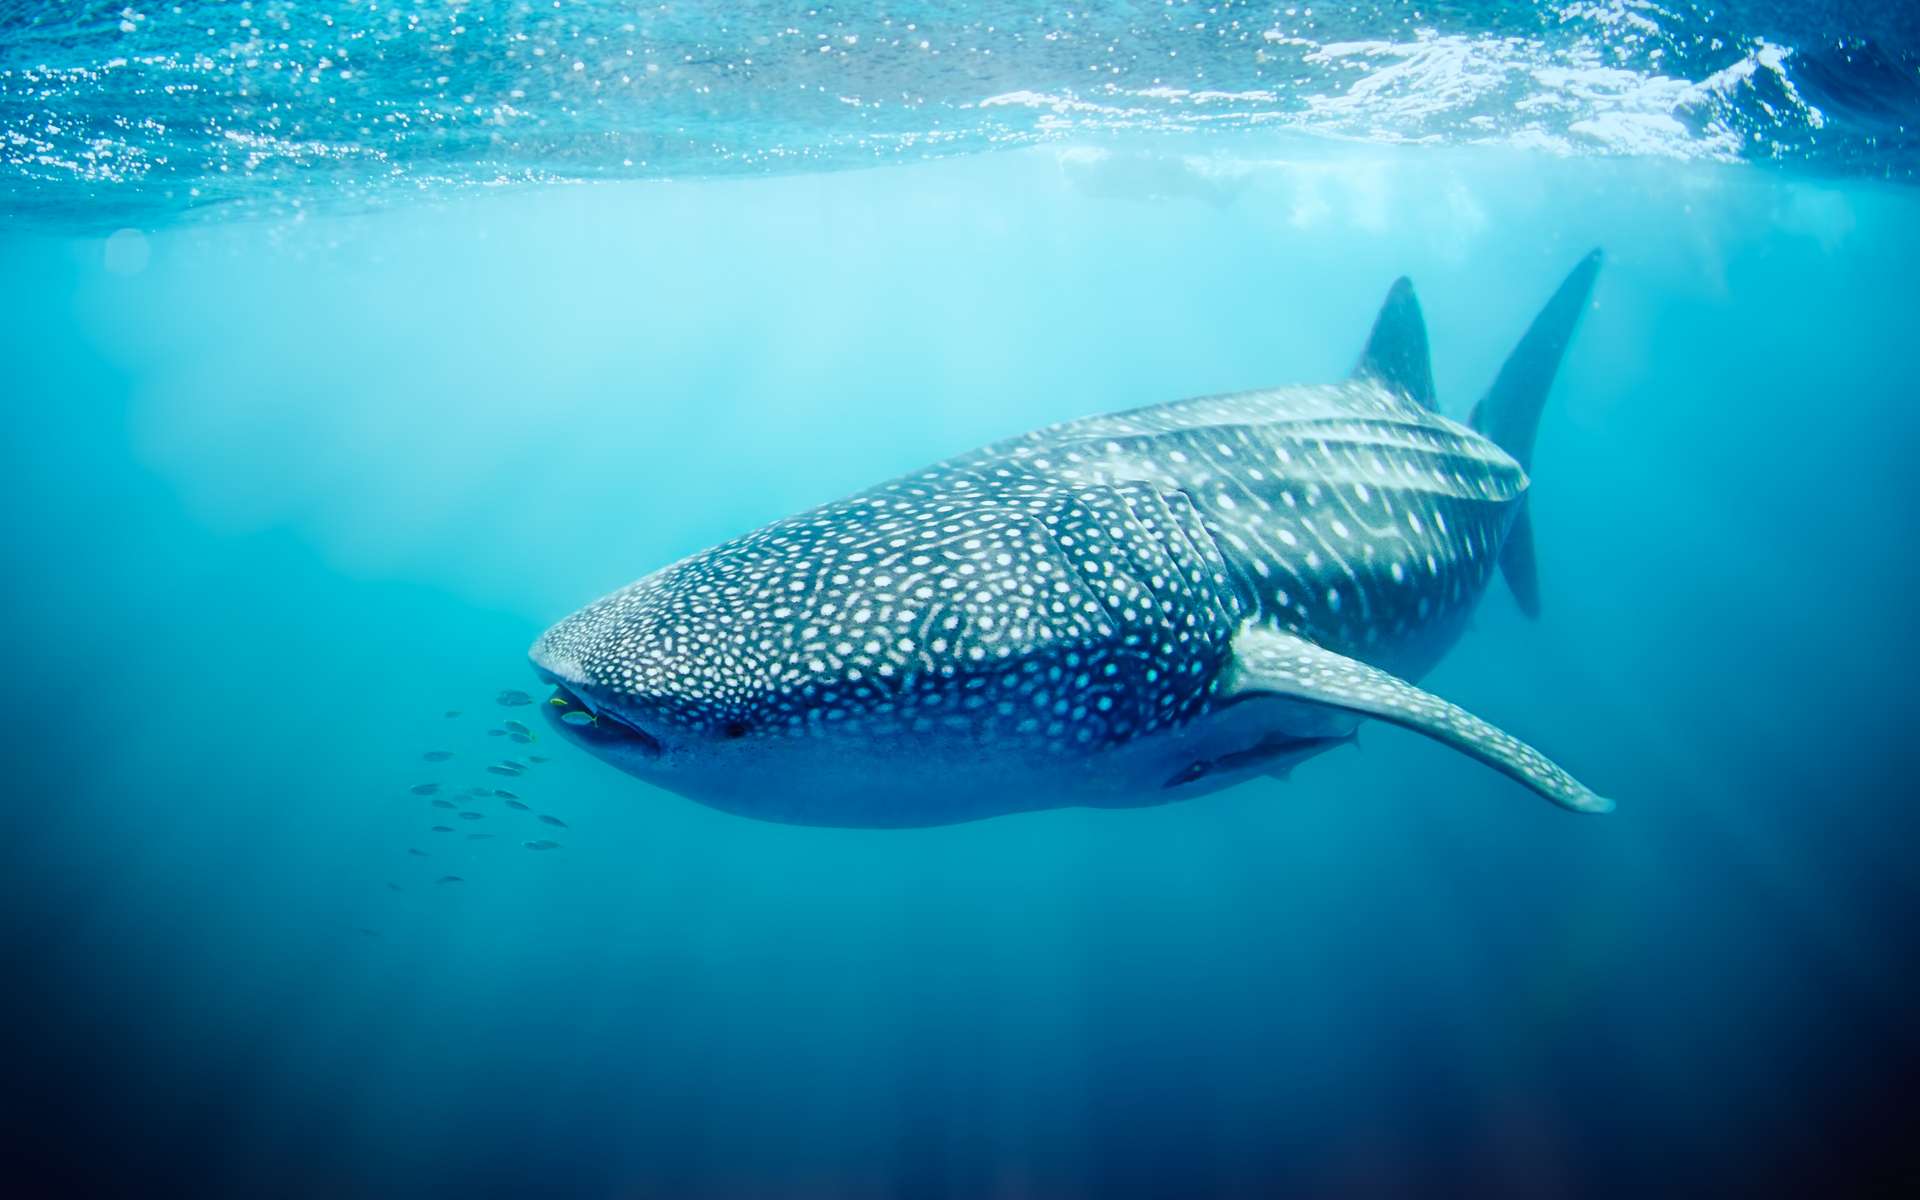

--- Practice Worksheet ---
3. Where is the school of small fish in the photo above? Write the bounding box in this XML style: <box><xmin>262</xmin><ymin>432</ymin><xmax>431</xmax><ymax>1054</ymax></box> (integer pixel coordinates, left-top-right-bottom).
<box><xmin>370</xmin><ymin>691</ymin><xmax>579</xmax><ymax>928</ymax></box>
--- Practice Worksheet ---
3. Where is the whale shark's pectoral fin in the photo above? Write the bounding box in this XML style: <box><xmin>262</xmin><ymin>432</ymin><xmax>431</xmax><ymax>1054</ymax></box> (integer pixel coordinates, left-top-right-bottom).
<box><xmin>1222</xmin><ymin>626</ymin><xmax>1613</xmax><ymax>814</ymax></box>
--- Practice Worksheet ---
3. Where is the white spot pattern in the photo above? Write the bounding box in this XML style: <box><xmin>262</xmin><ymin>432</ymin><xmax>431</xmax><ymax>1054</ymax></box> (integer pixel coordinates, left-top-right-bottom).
<box><xmin>1229</xmin><ymin>628</ymin><xmax>1611</xmax><ymax>814</ymax></box>
<box><xmin>532</xmin><ymin>375</ymin><xmax>1537</xmax><ymax>777</ymax></box>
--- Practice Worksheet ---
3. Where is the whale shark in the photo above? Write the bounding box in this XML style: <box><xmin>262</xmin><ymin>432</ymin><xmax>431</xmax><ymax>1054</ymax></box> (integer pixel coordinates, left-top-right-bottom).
<box><xmin>530</xmin><ymin>251</ymin><xmax>1611</xmax><ymax>827</ymax></box>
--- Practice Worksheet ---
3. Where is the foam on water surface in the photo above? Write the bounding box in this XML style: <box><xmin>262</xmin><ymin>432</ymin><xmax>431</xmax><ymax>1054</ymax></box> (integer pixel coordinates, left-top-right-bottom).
<box><xmin>2</xmin><ymin>0</ymin><xmax>1915</xmax><ymax>227</ymax></box>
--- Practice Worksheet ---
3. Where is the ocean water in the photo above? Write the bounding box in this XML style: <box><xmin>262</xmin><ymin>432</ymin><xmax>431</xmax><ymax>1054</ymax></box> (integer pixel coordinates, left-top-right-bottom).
<box><xmin>4</xmin><ymin>4</ymin><xmax>1918</xmax><ymax>1198</ymax></box>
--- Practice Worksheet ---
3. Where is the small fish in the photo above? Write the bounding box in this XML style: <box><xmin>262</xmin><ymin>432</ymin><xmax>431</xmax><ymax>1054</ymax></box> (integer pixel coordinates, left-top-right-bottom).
<box><xmin>504</xmin><ymin>720</ymin><xmax>531</xmax><ymax>735</ymax></box>
<box><xmin>444</xmin><ymin>710</ymin><xmax>462</xmax><ymax>718</ymax></box>
<box><xmin>431</xmin><ymin>798</ymin><xmax>457</xmax><ymax>809</ymax></box>
<box><xmin>410</xmin><ymin>783</ymin><xmax>441</xmax><ymax>795</ymax></box>
<box><xmin>503</xmin><ymin>759</ymin><xmax>527</xmax><ymax>769</ymax></box>
<box><xmin>457</xmin><ymin>811</ymin><xmax>485</xmax><ymax>821</ymax></box>
<box><xmin>486</xmin><ymin>765</ymin><xmax>523</xmax><ymax>777</ymax></box>
<box><xmin>523</xmin><ymin>839</ymin><xmax>561</xmax><ymax>851</ymax></box>
<box><xmin>436</xmin><ymin>875</ymin><xmax>465</xmax><ymax>884</ymax></box>
<box><xmin>432</xmin><ymin>825</ymin><xmax>454</xmax><ymax>833</ymax></box>
<box><xmin>386</xmin><ymin>882</ymin><xmax>405</xmax><ymax>891</ymax></box>
<box><xmin>537</xmin><ymin>814</ymin><xmax>568</xmax><ymax>829</ymax></box>
<box><xmin>509</xmin><ymin>732</ymin><xmax>534</xmax><ymax>744</ymax></box>
<box><xmin>487</xmin><ymin>728</ymin><xmax>507</xmax><ymax>737</ymax></box>
<box><xmin>496</xmin><ymin>689</ymin><xmax>533</xmax><ymax>707</ymax></box>
<box><xmin>529</xmin><ymin>755</ymin><xmax>550</xmax><ymax>764</ymax></box>
<box><xmin>423</xmin><ymin>750</ymin><xmax>453</xmax><ymax>762</ymax></box>
<box><xmin>356</xmin><ymin>927</ymin><xmax>380</xmax><ymax>937</ymax></box>
<box><xmin>408</xmin><ymin>848</ymin><xmax>428</xmax><ymax>857</ymax></box>
<box><xmin>467</xmin><ymin>833</ymin><xmax>495</xmax><ymax>841</ymax></box>
<box><xmin>494</xmin><ymin>789</ymin><xmax>519</xmax><ymax>800</ymax></box>
<box><xmin>504</xmin><ymin>800</ymin><xmax>530</xmax><ymax>811</ymax></box>
<box><xmin>560</xmin><ymin>710</ymin><xmax>595</xmax><ymax>727</ymax></box>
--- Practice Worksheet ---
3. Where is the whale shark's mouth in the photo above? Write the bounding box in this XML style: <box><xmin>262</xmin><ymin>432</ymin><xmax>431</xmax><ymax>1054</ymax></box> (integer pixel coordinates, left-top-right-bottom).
<box><xmin>540</xmin><ymin>680</ymin><xmax>664</xmax><ymax>759</ymax></box>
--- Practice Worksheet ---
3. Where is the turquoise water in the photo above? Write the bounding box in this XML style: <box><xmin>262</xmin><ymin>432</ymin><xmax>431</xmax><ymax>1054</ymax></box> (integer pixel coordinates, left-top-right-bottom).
<box><xmin>5</xmin><ymin>5</ymin><xmax>1920</xmax><ymax>1198</ymax></box>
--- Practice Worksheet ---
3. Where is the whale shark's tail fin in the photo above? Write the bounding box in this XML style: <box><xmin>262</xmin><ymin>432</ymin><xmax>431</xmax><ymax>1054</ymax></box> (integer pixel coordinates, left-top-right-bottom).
<box><xmin>1470</xmin><ymin>248</ymin><xmax>1603</xmax><ymax>618</ymax></box>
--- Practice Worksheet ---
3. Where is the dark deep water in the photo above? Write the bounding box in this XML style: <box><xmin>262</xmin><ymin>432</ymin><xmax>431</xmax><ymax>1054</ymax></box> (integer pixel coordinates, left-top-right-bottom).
<box><xmin>5</xmin><ymin>5</ymin><xmax>1920</xmax><ymax>1199</ymax></box>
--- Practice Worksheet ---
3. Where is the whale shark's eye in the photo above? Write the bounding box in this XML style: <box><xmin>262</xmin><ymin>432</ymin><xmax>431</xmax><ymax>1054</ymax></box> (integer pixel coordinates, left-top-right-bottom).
<box><xmin>722</xmin><ymin>721</ymin><xmax>748</xmax><ymax>739</ymax></box>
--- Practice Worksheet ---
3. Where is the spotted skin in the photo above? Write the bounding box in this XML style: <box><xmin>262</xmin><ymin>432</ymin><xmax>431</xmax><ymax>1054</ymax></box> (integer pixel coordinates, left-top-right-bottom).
<box><xmin>966</xmin><ymin>377</ymin><xmax>1522</xmax><ymax>685</ymax></box>
<box><xmin>1224</xmin><ymin>626</ymin><xmax>1612</xmax><ymax>814</ymax></box>
<box><xmin>532</xmin><ymin>263</ymin><xmax>1608</xmax><ymax>826</ymax></box>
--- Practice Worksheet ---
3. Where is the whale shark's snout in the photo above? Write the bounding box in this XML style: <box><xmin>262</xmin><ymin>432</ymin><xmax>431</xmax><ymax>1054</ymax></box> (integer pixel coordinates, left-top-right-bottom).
<box><xmin>528</xmin><ymin>628</ymin><xmax>671</xmax><ymax>768</ymax></box>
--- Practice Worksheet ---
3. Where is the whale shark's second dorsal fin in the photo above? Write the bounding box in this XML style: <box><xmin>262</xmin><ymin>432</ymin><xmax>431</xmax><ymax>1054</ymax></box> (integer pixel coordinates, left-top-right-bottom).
<box><xmin>1470</xmin><ymin>249</ymin><xmax>1604</xmax><ymax>618</ymax></box>
<box><xmin>1353</xmin><ymin>277</ymin><xmax>1437</xmax><ymax>411</ymax></box>
<box><xmin>1223</xmin><ymin>624</ymin><xmax>1613</xmax><ymax>814</ymax></box>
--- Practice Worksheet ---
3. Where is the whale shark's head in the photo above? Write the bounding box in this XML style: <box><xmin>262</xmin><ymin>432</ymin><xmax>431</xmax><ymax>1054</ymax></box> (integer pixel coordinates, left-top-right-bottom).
<box><xmin>524</xmin><ymin>509</ymin><xmax>1047</xmax><ymax>822</ymax></box>
<box><xmin>524</xmin><ymin>492</ymin><xmax>1223</xmax><ymax>825</ymax></box>
<box><xmin>527</xmin><ymin>558</ymin><xmax>760</xmax><ymax>789</ymax></box>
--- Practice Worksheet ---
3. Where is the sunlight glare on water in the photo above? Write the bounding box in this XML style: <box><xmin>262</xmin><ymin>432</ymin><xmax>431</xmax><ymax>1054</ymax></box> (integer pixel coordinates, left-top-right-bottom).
<box><xmin>3</xmin><ymin>1</ymin><xmax>1917</xmax><ymax>227</ymax></box>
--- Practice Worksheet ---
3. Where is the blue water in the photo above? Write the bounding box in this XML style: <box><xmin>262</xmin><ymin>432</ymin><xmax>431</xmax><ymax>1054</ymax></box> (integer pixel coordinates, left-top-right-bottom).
<box><xmin>5</xmin><ymin>5</ymin><xmax>1919</xmax><ymax>1199</ymax></box>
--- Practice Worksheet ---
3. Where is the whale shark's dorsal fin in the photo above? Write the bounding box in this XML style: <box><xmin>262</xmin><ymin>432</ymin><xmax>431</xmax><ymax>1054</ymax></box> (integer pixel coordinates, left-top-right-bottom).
<box><xmin>1471</xmin><ymin>248</ymin><xmax>1604</xmax><ymax>618</ymax></box>
<box><xmin>1353</xmin><ymin>276</ymin><xmax>1437</xmax><ymax>411</ymax></box>
<box><xmin>1223</xmin><ymin>625</ymin><xmax>1613</xmax><ymax>814</ymax></box>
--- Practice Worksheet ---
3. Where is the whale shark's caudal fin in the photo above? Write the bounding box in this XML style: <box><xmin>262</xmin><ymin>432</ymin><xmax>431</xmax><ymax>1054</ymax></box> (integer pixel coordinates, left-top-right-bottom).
<box><xmin>1353</xmin><ymin>276</ymin><xmax>1437</xmax><ymax>411</ymax></box>
<box><xmin>1470</xmin><ymin>249</ymin><xmax>1604</xmax><ymax>618</ymax></box>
